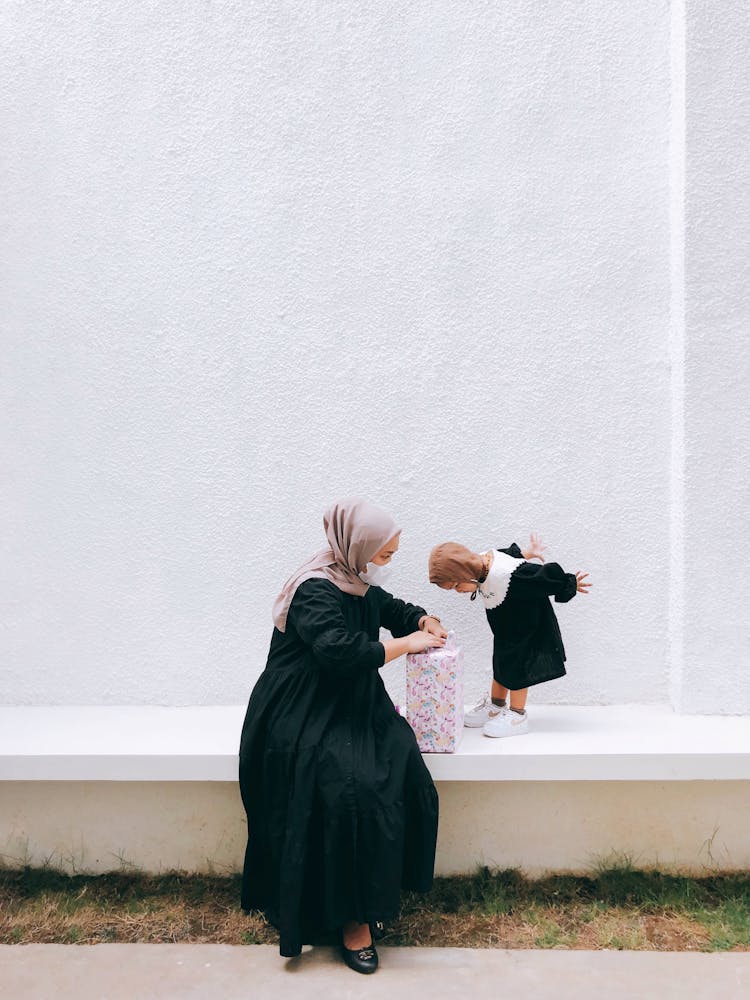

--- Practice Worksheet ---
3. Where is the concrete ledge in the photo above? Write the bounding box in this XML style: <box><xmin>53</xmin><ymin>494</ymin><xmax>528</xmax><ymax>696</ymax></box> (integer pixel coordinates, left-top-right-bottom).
<box><xmin>0</xmin><ymin>704</ymin><xmax>749</xmax><ymax>782</ymax></box>
<box><xmin>3</xmin><ymin>779</ymin><xmax>750</xmax><ymax>875</ymax></box>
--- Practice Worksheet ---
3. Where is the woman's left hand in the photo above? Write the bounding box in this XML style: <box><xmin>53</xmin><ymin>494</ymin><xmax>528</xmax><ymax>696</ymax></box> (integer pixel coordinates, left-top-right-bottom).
<box><xmin>419</xmin><ymin>616</ymin><xmax>449</xmax><ymax>639</ymax></box>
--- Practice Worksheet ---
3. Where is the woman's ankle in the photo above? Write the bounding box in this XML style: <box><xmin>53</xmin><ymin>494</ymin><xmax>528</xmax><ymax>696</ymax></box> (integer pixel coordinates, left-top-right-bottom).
<box><xmin>343</xmin><ymin>920</ymin><xmax>372</xmax><ymax>949</ymax></box>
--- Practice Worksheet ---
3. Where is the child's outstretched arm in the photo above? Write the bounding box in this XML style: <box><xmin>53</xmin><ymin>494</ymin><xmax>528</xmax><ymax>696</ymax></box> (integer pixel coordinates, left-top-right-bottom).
<box><xmin>504</xmin><ymin>560</ymin><xmax>592</xmax><ymax>603</ymax></box>
<box><xmin>499</xmin><ymin>534</ymin><xmax>547</xmax><ymax>563</ymax></box>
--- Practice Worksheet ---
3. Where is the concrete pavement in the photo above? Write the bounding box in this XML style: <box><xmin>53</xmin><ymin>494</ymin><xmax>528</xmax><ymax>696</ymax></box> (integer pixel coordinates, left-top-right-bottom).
<box><xmin>2</xmin><ymin>945</ymin><xmax>750</xmax><ymax>1000</ymax></box>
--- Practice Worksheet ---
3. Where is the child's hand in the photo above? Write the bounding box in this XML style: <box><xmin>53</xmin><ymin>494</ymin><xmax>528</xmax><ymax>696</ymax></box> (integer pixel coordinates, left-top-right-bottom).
<box><xmin>575</xmin><ymin>571</ymin><xmax>592</xmax><ymax>594</ymax></box>
<box><xmin>523</xmin><ymin>532</ymin><xmax>547</xmax><ymax>562</ymax></box>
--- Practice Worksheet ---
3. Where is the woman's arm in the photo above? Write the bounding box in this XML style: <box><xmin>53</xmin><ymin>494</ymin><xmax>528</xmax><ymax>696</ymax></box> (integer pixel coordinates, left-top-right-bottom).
<box><xmin>375</xmin><ymin>588</ymin><xmax>426</xmax><ymax>637</ymax></box>
<box><xmin>289</xmin><ymin>580</ymin><xmax>447</xmax><ymax>675</ymax></box>
<box><xmin>376</xmin><ymin>588</ymin><xmax>448</xmax><ymax>639</ymax></box>
<box><xmin>289</xmin><ymin>580</ymin><xmax>385</xmax><ymax>674</ymax></box>
<box><xmin>375</xmin><ymin>588</ymin><xmax>449</xmax><ymax>647</ymax></box>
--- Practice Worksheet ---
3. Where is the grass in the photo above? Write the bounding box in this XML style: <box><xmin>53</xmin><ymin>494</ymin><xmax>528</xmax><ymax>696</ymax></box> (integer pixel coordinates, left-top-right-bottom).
<box><xmin>1</xmin><ymin>862</ymin><xmax>749</xmax><ymax>950</ymax></box>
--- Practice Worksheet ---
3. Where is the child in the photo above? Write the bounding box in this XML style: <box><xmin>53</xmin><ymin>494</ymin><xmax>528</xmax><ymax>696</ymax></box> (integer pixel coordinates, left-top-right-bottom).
<box><xmin>428</xmin><ymin>534</ymin><xmax>591</xmax><ymax>738</ymax></box>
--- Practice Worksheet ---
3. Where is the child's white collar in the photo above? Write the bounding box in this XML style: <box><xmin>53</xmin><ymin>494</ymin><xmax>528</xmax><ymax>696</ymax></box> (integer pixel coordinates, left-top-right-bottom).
<box><xmin>478</xmin><ymin>550</ymin><xmax>527</xmax><ymax>610</ymax></box>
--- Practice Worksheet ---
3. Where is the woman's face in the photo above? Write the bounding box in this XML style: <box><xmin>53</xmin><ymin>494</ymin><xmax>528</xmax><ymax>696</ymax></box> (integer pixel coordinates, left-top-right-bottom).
<box><xmin>370</xmin><ymin>533</ymin><xmax>401</xmax><ymax>566</ymax></box>
<box><xmin>438</xmin><ymin>580</ymin><xmax>479</xmax><ymax>594</ymax></box>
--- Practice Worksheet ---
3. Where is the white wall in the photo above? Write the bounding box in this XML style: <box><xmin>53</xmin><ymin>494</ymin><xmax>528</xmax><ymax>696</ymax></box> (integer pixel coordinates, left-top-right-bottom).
<box><xmin>680</xmin><ymin>1</ymin><xmax>750</xmax><ymax>714</ymax></box>
<box><xmin>1</xmin><ymin>1</ymin><xmax>740</xmax><ymax>712</ymax></box>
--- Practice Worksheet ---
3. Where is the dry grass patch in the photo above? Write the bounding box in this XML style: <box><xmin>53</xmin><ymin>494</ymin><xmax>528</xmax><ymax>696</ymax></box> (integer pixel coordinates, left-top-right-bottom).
<box><xmin>0</xmin><ymin>871</ymin><xmax>274</xmax><ymax>946</ymax></box>
<box><xmin>1</xmin><ymin>865</ymin><xmax>748</xmax><ymax>951</ymax></box>
<box><xmin>384</xmin><ymin>904</ymin><xmax>711</xmax><ymax>951</ymax></box>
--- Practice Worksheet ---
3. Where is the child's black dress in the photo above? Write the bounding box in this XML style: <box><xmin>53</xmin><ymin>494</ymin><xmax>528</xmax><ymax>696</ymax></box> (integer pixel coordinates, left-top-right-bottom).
<box><xmin>238</xmin><ymin>578</ymin><xmax>439</xmax><ymax>957</ymax></box>
<box><xmin>479</xmin><ymin>544</ymin><xmax>578</xmax><ymax>690</ymax></box>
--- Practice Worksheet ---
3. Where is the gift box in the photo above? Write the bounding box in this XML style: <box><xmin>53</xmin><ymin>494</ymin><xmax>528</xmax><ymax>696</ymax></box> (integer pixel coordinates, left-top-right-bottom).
<box><xmin>406</xmin><ymin>631</ymin><xmax>464</xmax><ymax>753</ymax></box>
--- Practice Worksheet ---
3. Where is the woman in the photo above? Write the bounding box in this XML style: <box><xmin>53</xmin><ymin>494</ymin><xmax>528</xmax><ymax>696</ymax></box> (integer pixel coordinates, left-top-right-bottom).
<box><xmin>239</xmin><ymin>497</ymin><xmax>446</xmax><ymax>973</ymax></box>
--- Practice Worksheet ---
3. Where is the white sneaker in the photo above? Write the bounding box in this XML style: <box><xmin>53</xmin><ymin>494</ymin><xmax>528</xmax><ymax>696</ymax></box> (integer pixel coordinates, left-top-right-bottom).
<box><xmin>483</xmin><ymin>709</ymin><xmax>530</xmax><ymax>738</ymax></box>
<box><xmin>464</xmin><ymin>694</ymin><xmax>507</xmax><ymax>728</ymax></box>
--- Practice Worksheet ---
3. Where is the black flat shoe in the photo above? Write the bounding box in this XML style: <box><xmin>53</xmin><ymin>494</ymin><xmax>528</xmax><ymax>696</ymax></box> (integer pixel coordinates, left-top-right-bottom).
<box><xmin>341</xmin><ymin>942</ymin><xmax>378</xmax><ymax>974</ymax></box>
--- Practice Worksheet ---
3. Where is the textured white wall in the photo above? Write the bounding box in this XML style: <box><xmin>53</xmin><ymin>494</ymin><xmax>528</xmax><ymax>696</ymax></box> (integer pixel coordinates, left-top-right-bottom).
<box><xmin>2</xmin><ymin>2</ymin><xmax>676</xmax><ymax>706</ymax></box>
<box><xmin>681</xmin><ymin>1</ymin><xmax>750</xmax><ymax>714</ymax></box>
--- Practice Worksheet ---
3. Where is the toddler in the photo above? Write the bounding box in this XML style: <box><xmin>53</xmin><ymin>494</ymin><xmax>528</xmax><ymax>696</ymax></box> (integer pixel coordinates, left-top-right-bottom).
<box><xmin>428</xmin><ymin>534</ymin><xmax>591</xmax><ymax>737</ymax></box>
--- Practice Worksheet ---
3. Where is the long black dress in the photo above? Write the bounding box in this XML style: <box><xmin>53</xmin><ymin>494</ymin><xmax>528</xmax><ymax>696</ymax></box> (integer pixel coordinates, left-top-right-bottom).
<box><xmin>239</xmin><ymin>578</ymin><xmax>439</xmax><ymax>957</ymax></box>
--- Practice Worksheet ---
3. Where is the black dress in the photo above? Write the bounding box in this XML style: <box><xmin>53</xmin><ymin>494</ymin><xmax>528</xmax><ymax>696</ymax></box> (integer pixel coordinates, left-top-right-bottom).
<box><xmin>239</xmin><ymin>578</ymin><xmax>439</xmax><ymax>957</ymax></box>
<box><xmin>485</xmin><ymin>544</ymin><xmax>578</xmax><ymax>691</ymax></box>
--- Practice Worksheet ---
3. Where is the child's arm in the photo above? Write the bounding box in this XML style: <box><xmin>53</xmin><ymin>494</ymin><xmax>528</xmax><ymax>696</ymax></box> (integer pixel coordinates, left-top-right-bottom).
<box><xmin>521</xmin><ymin>532</ymin><xmax>547</xmax><ymax>562</ymax></box>
<box><xmin>499</xmin><ymin>534</ymin><xmax>546</xmax><ymax>562</ymax></box>
<box><xmin>505</xmin><ymin>561</ymin><xmax>590</xmax><ymax>603</ymax></box>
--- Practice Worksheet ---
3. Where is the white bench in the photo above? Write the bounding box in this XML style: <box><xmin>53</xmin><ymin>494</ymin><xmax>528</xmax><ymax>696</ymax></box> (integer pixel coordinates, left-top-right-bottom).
<box><xmin>1</xmin><ymin>704</ymin><xmax>748</xmax><ymax>781</ymax></box>
<box><xmin>1</xmin><ymin>705</ymin><xmax>749</xmax><ymax>876</ymax></box>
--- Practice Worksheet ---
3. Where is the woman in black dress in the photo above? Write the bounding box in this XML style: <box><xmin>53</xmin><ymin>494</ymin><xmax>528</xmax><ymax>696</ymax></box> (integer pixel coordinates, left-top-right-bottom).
<box><xmin>239</xmin><ymin>497</ymin><xmax>446</xmax><ymax>973</ymax></box>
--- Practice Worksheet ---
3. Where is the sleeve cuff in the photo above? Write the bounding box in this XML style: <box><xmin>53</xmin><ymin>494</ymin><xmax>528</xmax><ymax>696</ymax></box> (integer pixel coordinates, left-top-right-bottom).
<box><xmin>554</xmin><ymin>574</ymin><xmax>578</xmax><ymax>603</ymax></box>
<box><xmin>371</xmin><ymin>641</ymin><xmax>387</xmax><ymax>669</ymax></box>
<box><xmin>413</xmin><ymin>608</ymin><xmax>428</xmax><ymax>630</ymax></box>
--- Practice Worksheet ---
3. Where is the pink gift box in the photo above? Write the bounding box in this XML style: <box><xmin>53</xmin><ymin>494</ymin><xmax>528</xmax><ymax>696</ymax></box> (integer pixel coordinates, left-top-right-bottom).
<box><xmin>406</xmin><ymin>631</ymin><xmax>464</xmax><ymax>753</ymax></box>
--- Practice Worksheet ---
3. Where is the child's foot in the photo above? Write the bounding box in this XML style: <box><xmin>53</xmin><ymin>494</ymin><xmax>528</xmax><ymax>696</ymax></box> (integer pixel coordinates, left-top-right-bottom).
<box><xmin>483</xmin><ymin>708</ymin><xmax>529</xmax><ymax>738</ymax></box>
<box><xmin>464</xmin><ymin>694</ymin><xmax>507</xmax><ymax>728</ymax></box>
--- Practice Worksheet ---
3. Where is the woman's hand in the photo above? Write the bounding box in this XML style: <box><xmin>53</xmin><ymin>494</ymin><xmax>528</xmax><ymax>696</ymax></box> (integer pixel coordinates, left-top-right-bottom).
<box><xmin>575</xmin><ymin>571</ymin><xmax>592</xmax><ymax>594</ymax></box>
<box><xmin>523</xmin><ymin>532</ymin><xmax>547</xmax><ymax>562</ymax></box>
<box><xmin>406</xmin><ymin>630</ymin><xmax>446</xmax><ymax>653</ymax></box>
<box><xmin>418</xmin><ymin>616</ymin><xmax>449</xmax><ymax>639</ymax></box>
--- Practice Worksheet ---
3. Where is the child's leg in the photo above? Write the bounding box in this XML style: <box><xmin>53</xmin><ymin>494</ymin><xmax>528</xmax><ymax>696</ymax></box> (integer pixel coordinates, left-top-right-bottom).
<box><xmin>491</xmin><ymin>680</ymin><xmax>508</xmax><ymax>705</ymax></box>
<box><xmin>509</xmin><ymin>688</ymin><xmax>528</xmax><ymax>713</ymax></box>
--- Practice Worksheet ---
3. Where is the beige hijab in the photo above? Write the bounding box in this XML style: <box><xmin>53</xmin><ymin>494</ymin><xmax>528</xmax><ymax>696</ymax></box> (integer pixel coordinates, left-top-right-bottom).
<box><xmin>272</xmin><ymin>497</ymin><xmax>400</xmax><ymax>633</ymax></box>
<box><xmin>428</xmin><ymin>542</ymin><xmax>485</xmax><ymax>586</ymax></box>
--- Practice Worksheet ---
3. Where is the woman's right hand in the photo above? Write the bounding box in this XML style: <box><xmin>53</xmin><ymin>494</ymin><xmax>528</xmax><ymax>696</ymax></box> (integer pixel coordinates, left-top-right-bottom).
<box><xmin>406</xmin><ymin>630</ymin><xmax>446</xmax><ymax>653</ymax></box>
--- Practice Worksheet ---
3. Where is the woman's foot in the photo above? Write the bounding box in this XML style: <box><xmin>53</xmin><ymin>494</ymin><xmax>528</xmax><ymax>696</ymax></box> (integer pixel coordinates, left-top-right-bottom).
<box><xmin>342</xmin><ymin>921</ymin><xmax>378</xmax><ymax>974</ymax></box>
<box><xmin>343</xmin><ymin>920</ymin><xmax>372</xmax><ymax>949</ymax></box>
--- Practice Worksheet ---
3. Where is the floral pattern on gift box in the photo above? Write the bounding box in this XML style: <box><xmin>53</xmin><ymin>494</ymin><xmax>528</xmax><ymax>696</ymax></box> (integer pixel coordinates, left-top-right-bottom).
<box><xmin>406</xmin><ymin>631</ymin><xmax>464</xmax><ymax>753</ymax></box>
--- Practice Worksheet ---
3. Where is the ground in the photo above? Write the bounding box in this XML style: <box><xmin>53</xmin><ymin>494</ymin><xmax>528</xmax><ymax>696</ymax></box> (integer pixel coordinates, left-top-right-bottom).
<box><xmin>2</xmin><ymin>864</ymin><xmax>749</xmax><ymax>952</ymax></box>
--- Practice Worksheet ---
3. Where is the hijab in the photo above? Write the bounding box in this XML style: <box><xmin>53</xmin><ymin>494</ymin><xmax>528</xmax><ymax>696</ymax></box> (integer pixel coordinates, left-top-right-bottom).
<box><xmin>428</xmin><ymin>542</ymin><xmax>485</xmax><ymax>586</ymax></box>
<box><xmin>272</xmin><ymin>497</ymin><xmax>400</xmax><ymax>633</ymax></box>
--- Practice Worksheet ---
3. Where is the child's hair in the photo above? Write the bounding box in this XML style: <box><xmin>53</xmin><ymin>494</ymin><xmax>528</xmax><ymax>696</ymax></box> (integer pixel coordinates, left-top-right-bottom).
<box><xmin>428</xmin><ymin>543</ymin><xmax>484</xmax><ymax>586</ymax></box>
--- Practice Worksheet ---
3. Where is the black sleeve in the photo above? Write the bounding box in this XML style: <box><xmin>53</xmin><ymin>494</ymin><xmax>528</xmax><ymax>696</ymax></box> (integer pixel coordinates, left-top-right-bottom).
<box><xmin>499</xmin><ymin>542</ymin><xmax>525</xmax><ymax>559</ymax></box>
<box><xmin>288</xmin><ymin>579</ymin><xmax>386</xmax><ymax>674</ymax></box>
<box><xmin>506</xmin><ymin>561</ymin><xmax>578</xmax><ymax>604</ymax></box>
<box><xmin>374</xmin><ymin>588</ymin><xmax>426</xmax><ymax>638</ymax></box>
